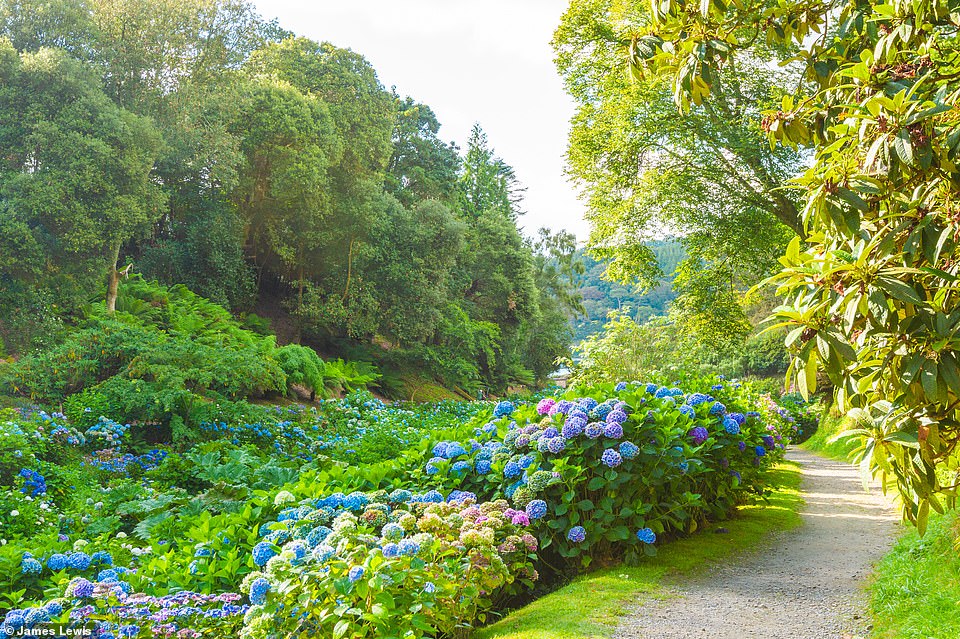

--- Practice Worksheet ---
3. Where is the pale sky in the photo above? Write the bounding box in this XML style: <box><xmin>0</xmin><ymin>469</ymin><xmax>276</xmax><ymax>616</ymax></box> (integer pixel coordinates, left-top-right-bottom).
<box><xmin>253</xmin><ymin>0</ymin><xmax>590</xmax><ymax>240</ymax></box>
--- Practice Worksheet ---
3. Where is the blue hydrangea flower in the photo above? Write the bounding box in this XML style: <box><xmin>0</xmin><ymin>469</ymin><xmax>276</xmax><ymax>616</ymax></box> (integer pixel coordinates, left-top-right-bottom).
<box><xmin>526</xmin><ymin>499</ymin><xmax>547</xmax><ymax>520</ymax></box>
<box><xmin>313</xmin><ymin>545</ymin><xmax>335</xmax><ymax>562</ymax></box>
<box><xmin>21</xmin><ymin>557</ymin><xmax>41</xmax><ymax>575</ymax></box>
<box><xmin>567</xmin><ymin>526</ymin><xmax>586</xmax><ymax>543</ymax></box>
<box><xmin>755</xmin><ymin>446</ymin><xmax>767</xmax><ymax>457</ymax></box>
<box><xmin>398</xmin><ymin>539</ymin><xmax>420</xmax><ymax>556</ymax></box>
<box><xmin>644</xmin><ymin>383</ymin><xmax>659</xmax><ymax>394</ymax></box>
<box><xmin>252</xmin><ymin>542</ymin><xmax>276</xmax><ymax>567</ymax></box>
<box><xmin>504</xmin><ymin>461</ymin><xmax>522</xmax><ymax>478</ymax></box>
<box><xmin>678</xmin><ymin>404</ymin><xmax>695</xmax><ymax>418</ymax></box>
<box><xmin>343</xmin><ymin>492</ymin><xmax>369</xmax><ymax>511</ymax></box>
<box><xmin>348</xmin><ymin>566</ymin><xmax>365</xmax><ymax>583</ymax></box>
<box><xmin>689</xmin><ymin>426</ymin><xmax>709</xmax><ymax>445</ymax></box>
<box><xmin>25</xmin><ymin>608</ymin><xmax>50</xmax><ymax>626</ymax></box>
<box><xmin>585</xmin><ymin>423</ymin><xmax>603</xmax><ymax>439</ymax></box>
<box><xmin>3</xmin><ymin>610</ymin><xmax>25</xmax><ymax>631</ymax></box>
<box><xmin>249</xmin><ymin>577</ymin><xmax>271</xmax><ymax>605</ymax></box>
<box><xmin>615</xmin><ymin>381</ymin><xmax>627</xmax><ymax>391</ymax></box>
<box><xmin>66</xmin><ymin>552</ymin><xmax>91</xmax><ymax>571</ymax></box>
<box><xmin>97</xmin><ymin>569</ymin><xmax>119</xmax><ymax>582</ymax></box>
<box><xmin>590</xmin><ymin>403</ymin><xmax>613</xmax><ymax>420</ymax></box>
<box><xmin>44</xmin><ymin>602</ymin><xmax>62</xmax><ymax>616</ymax></box>
<box><xmin>723</xmin><ymin>417</ymin><xmax>741</xmax><ymax>435</ymax></box>
<box><xmin>709</xmin><ymin>402</ymin><xmax>726</xmax><ymax>416</ymax></box>
<box><xmin>619</xmin><ymin>441</ymin><xmax>640</xmax><ymax>460</ymax></box>
<box><xmin>380</xmin><ymin>522</ymin><xmax>404</xmax><ymax>541</ymax></box>
<box><xmin>476</xmin><ymin>459</ymin><xmax>492</xmax><ymax>474</ymax></box>
<box><xmin>601</xmin><ymin>448</ymin><xmax>622</xmax><ymax>468</ymax></box>
<box><xmin>382</xmin><ymin>543</ymin><xmax>399</xmax><ymax>558</ymax></box>
<box><xmin>686</xmin><ymin>393</ymin><xmax>713</xmax><ymax>406</ymax></box>
<box><xmin>636</xmin><ymin>528</ymin><xmax>657</xmax><ymax>544</ymax></box>
<box><xmin>518</xmin><ymin>454</ymin><xmax>535</xmax><ymax>469</ymax></box>
<box><xmin>194</xmin><ymin>547</ymin><xmax>212</xmax><ymax>558</ymax></box>
<box><xmin>389</xmin><ymin>489</ymin><xmax>413</xmax><ymax>503</ymax></box>
<box><xmin>679</xmin><ymin>460</ymin><xmax>689</xmax><ymax>473</ymax></box>
<box><xmin>494</xmin><ymin>401</ymin><xmax>515</xmax><ymax>417</ymax></box>
<box><xmin>452</xmin><ymin>460</ymin><xmax>472</xmax><ymax>473</ymax></box>
<box><xmin>604</xmin><ymin>423</ymin><xmax>624</xmax><ymax>439</ymax></box>
<box><xmin>711</xmin><ymin>384</ymin><xmax>724</xmax><ymax>391</ymax></box>
<box><xmin>578</xmin><ymin>397</ymin><xmax>599</xmax><ymax>412</ymax></box>
<box><xmin>728</xmin><ymin>412</ymin><xmax>746</xmax><ymax>425</ymax></box>
<box><xmin>424</xmin><ymin>581</ymin><xmax>436</xmax><ymax>593</ymax></box>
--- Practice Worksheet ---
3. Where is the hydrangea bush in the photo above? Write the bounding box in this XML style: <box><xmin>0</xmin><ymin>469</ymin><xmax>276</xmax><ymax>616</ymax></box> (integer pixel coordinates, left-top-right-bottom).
<box><xmin>0</xmin><ymin>378</ymin><xmax>792</xmax><ymax>638</ymax></box>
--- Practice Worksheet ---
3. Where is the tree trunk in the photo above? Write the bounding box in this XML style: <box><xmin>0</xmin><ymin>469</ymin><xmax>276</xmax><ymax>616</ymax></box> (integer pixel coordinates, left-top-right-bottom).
<box><xmin>106</xmin><ymin>239</ymin><xmax>122</xmax><ymax>315</ymax></box>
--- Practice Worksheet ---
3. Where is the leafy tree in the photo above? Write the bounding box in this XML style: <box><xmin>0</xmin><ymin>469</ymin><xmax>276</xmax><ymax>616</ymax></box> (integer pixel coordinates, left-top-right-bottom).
<box><xmin>0</xmin><ymin>42</ymin><xmax>166</xmax><ymax>314</ymax></box>
<box><xmin>629</xmin><ymin>0</ymin><xmax>960</xmax><ymax>529</ymax></box>
<box><xmin>553</xmin><ymin>0</ymin><xmax>803</xmax><ymax>287</ymax></box>
<box><xmin>386</xmin><ymin>96</ymin><xmax>461</xmax><ymax>207</ymax></box>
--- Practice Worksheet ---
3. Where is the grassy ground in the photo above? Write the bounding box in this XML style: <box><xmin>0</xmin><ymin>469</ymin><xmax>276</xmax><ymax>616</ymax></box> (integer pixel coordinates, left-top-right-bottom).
<box><xmin>869</xmin><ymin>509</ymin><xmax>960</xmax><ymax>639</ymax></box>
<box><xmin>801</xmin><ymin>411</ymin><xmax>859</xmax><ymax>461</ymax></box>
<box><xmin>474</xmin><ymin>462</ymin><xmax>804</xmax><ymax>639</ymax></box>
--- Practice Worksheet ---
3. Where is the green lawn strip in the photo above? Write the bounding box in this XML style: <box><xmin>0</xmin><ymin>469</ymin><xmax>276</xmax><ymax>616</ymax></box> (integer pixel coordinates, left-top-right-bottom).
<box><xmin>474</xmin><ymin>462</ymin><xmax>804</xmax><ymax>639</ymax></box>
<box><xmin>801</xmin><ymin>412</ymin><xmax>859</xmax><ymax>461</ymax></box>
<box><xmin>869</xmin><ymin>510</ymin><xmax>960</xmax><ymax>639</ymax></box>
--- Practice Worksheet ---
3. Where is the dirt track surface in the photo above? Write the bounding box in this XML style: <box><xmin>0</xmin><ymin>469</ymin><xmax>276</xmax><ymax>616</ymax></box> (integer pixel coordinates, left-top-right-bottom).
<box><xmin>614</xmin><ymin>449</ymin><xmax>900</xmax><ymax>639</ymax></box>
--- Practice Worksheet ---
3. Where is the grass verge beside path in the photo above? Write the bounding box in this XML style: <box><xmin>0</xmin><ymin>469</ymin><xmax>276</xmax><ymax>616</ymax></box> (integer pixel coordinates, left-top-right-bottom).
<box><xmin>869</xmin><ymin>510</ymin><xmax>960</xmax><ymax>639</ymax></box>
<box><xmin>803</xmin><ymin>408</ymin><xmax>960</xmax><ymax>639</ymax></box>
<box><xmin>474</xmin><ymin>462</ymin><xmax>804</xmax><ymax>639</ymax></box>
<box><xmin>801</xmin><ymin>412</ymin><xmax>858</xmax><ymax>461</ymax></box>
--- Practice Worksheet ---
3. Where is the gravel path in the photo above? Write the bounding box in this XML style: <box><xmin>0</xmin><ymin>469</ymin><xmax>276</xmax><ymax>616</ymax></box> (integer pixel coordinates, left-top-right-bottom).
<box><xmin>614</xmin><ymin>449</ymin><xmax>901</xmax><ymax>639</ymax></box>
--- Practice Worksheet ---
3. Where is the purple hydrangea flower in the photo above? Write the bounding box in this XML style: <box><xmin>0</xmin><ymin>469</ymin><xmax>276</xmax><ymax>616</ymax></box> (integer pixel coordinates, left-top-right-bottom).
<box><xmin>547</xmin><ymin>437</ymin><xmax>567</xmax><ymax>454</ymax></box>
<box><xmin>606</xmin><ymin>409</ymin><xmax>628</xmax><ymax>424</ymax></box>
<box><xmin>604</xmin><ymin>423</ymin><xmax>624</xmax><ymax>439</ymax></box>
<box><xmin>567</xmin><ymin>526</ymin><xmax>586</xmax><ymax>543</ymax></box>
<box><xmin>562</xmin><ymin>419</ymin><xmax>585</xmax><ymax>439</ymax></box>
<box><xmin>689</xmin><ymin>426</ymin><xmax>709</xmax><ymax>445</ymax></box>
<box><xmin>738</xmin><ymin>441</ymin><xmax>747</xmax><ymax>452</ymax></box>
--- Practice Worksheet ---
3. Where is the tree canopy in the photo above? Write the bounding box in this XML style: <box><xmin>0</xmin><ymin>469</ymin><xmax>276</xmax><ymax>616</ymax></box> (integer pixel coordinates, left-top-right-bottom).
<box><xmin>0</xmin><ymin>0</ymin><xmax>581</xmax><ymax>392</ymax></box>
<box><xmin>624</xmin><ymin>0</ymin><xmax>960</xmax><ymax>529</ymax></box>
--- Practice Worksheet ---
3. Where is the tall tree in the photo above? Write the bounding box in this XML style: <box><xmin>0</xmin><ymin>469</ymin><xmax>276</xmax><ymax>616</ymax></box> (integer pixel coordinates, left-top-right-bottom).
<box><xmin>553</xmin><ymin>0</ymin><xmax>804</xmax><ymax>288</ymax></box>
<box><xmin>0</xmin><ymin>42</ymin><xmax>165</xmax><ymax>313</ymax></box>
<box><xmin>630</xmin><ymin>0</ymin><xmax>960</xmax><ymax>529</ymax></box>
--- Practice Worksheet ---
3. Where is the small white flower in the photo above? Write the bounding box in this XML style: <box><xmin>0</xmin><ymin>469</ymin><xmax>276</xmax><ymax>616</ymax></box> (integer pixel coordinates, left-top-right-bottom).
<box><xmin>10</xmin><ymin>510</ymin><xmax>19</xmax><ymax>517</ymax></box>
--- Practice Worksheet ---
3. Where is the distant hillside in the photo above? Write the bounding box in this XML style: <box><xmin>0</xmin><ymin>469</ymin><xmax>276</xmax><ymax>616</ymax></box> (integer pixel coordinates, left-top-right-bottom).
<box><xmin>572</xmin><ymin>240</ymin><xmax>685</xmax><ymax>343</ymax></box>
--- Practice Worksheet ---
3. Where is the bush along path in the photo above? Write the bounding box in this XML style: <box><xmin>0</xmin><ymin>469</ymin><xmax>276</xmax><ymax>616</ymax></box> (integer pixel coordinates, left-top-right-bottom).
<box><xmin>615</xmin><ymin>449</ymin><xmax>899</xmax><ymax>639</ymax></box>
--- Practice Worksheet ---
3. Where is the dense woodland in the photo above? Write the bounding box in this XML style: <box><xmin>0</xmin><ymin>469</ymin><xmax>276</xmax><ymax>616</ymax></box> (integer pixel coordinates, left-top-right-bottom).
<box><xmin>0</xmin><ymin>0</ymin><xmax>583</xmax><ymax>394</ymax></box>
<box><xmin>572</xmin><ymin>241</ymin><xmax>682</xmax><ymax>343</ymax></box>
